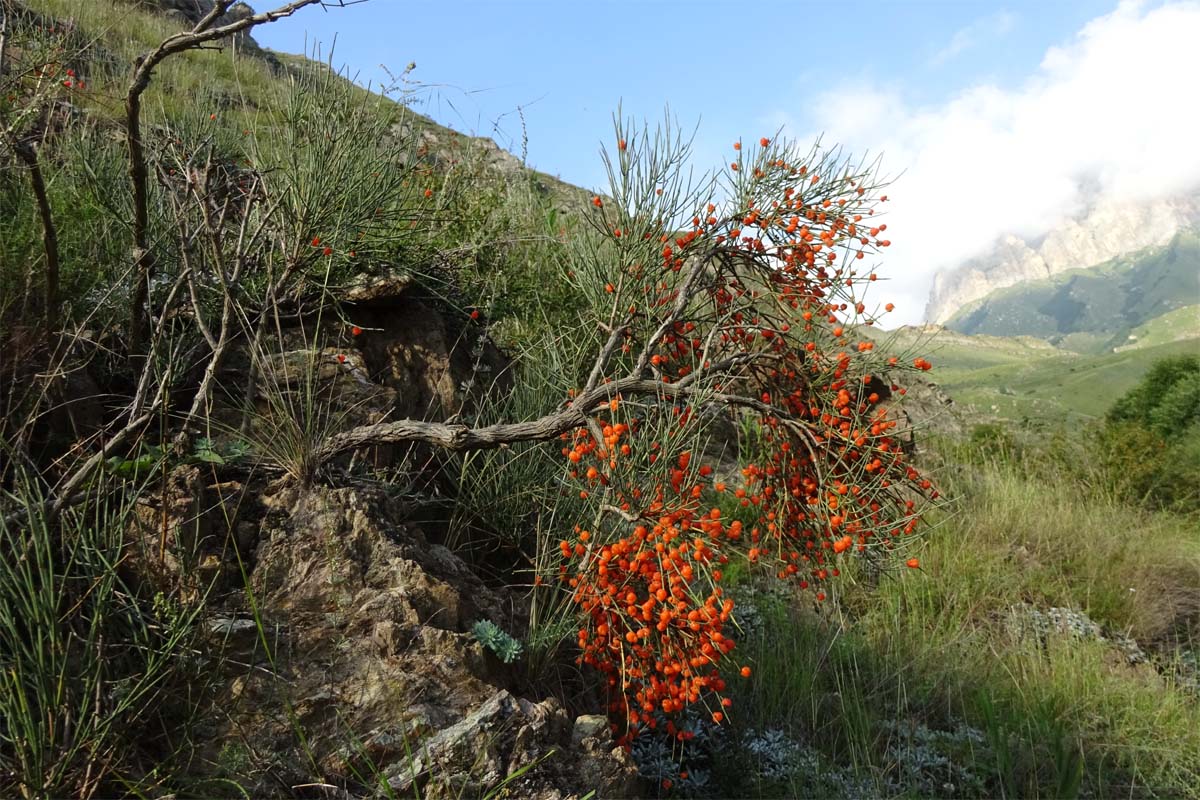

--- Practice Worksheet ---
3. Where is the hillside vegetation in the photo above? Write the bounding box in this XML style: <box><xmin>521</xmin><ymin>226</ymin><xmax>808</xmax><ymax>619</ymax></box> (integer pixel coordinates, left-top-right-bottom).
<box><xmin>1</xmin><ymin>2</ymin><xmax>1197</xmax><ymax>799</ymax></box>
<box><xmin>945</xmin><ymin>231</ymin><xmax>1200</xmax><ymax>353</ymax></box>
<box><xmin>926</xmin><ymin>334</ymin><xmax>1199</xmax><ymax>424</ymax></box>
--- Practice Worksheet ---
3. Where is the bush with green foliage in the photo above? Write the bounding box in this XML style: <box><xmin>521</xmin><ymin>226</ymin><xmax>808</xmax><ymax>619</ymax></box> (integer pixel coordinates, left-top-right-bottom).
<box><xmin>1097</xmin><ymin>354</ymin><xmax>1200</xmax><ymax>513</ymax></box>
<box><xmin>1107</xmin><ymin>355</ymin><xmax>1200</xmax><ymax>434</ymax></box>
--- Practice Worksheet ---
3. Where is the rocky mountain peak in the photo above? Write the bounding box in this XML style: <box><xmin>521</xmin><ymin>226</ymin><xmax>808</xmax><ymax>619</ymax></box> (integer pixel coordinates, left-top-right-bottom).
<box><xmin>924</xmin><ymin>189</ymin><xmax>1200</xmax><ymax>324</ymax></box>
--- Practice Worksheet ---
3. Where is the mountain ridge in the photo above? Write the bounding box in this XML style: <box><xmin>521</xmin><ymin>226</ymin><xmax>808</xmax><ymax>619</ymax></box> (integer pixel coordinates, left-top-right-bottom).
<box><xmin>942</xmin><ymin>231</ymin><xmax>1200</xmax><ymax>353</ymax></box>
<box><xmin>925</xmin><ymin>190</ymin><xmax>1200</xmax><ymax>324</ymax></box>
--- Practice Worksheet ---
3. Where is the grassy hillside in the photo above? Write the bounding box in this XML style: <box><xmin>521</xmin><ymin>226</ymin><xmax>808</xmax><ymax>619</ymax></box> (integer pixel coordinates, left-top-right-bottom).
<box><xmin>3</xmin><ymin>4</ymin><xmax>1198</xmax><ymax>799</ymax></box>
<box><xmin>8</xmin><ymin>0</ymin><xmax>590</xmax><ymax>347</ymax></box>
<box><xmin>885</xmin><ymin>317</ymin><xmax>1200</xmax><ymax>426</ymax></box>
<box><xmin>885</xmin><ymin>325</ymin><xmax>1061</xmax><ymax>372</ymax></box>
<box><xmin>945</xmin><ymin>231</ymin><xmax>1200</xmax><ymax>352</ymax></box>
<box><xmin>27</xmin><ymin>0</ymin><xmax>582</xmax><ymax>198</ymax></box>
<box><xmin>935</xmin><ymin>336</ymin><xmax>1199</xmax><ymax>424</ymax></box>
<box><xmin>1115</xmin><ymin>304</ymin><xmax>1200</xmax><ymax>351</ymax></box>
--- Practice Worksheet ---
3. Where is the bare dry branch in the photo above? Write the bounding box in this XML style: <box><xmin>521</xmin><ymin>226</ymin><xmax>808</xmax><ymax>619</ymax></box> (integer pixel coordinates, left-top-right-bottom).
<box><xmin>0</xmin><ymin>5</ymin><xmax>61</xmax><ymax>334</ymax></box>
<box><xmin>314</xmin><ymin>370</ymin><xmax>806</xmax><ymax>464</ymax></box>
<box><xmin>10</xmin><ymin>140</ymin><xmax>60</xmax><ymax>333</ymax></box>
<box><xmin>125</xmin><ymin>0</ymin><xmax>336</xmax><ymax>352</ymax></box>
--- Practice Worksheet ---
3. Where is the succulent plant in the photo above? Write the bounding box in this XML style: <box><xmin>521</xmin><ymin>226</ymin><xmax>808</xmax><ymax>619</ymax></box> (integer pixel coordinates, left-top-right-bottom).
<box><xmin>471</xmin><ymin>619</ymin><xmax>523</xmax><ymax>663</ymax></box>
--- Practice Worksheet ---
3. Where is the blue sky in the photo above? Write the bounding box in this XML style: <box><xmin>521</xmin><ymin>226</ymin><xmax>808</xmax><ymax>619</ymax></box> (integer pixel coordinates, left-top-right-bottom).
<box><xmin>256</xmin><ymin>1</ymin><xmax>1200</xmax><ymax>323</ymax></box>
<box><xmin>258</xmin><ymin>0</ymin><xmax>1112</xmax><ymax>189</ymax></box>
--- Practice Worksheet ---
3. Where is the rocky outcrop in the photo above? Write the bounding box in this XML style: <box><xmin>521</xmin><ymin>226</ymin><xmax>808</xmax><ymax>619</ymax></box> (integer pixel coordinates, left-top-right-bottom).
<box><xmin>207</xmin><ymin>272</ymin><xmax>510</xmax><ymax>477</ymax></box>
<box><xmin>925</xmin><ymin>190</ymin><xmax>1200</xmax><ymax>324</ymax></box>
<box><xmin>892</xmin><ymin>372</ymin><xmax>963</xmax><ymax>443</ymax></box>
<box><xmin>192</xmin><ymin>482</ymin><xmax>638</xmax><ymax>798</ymax></box>
<box><xmin>134</xmin><ymin>0</ymin><xmax>253</xmax><ymax>31</ymax></box>
<box><xmin>128</xmin><ymin>0</ymin><xmax>280</xmax><ymax>67</ymax></box>
<box><xmin>342</xmin><ymin>273</ymin><xmax>511</xmax><ymax>422</ymax></box>
<box><xmin>134</xmin><ymin>272</ymin><xmax>635</xmax><ymax>797</ymax></box>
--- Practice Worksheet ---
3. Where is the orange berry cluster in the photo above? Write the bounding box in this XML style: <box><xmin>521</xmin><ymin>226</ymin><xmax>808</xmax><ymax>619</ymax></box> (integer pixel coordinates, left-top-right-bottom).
<box><xmin>560</xmin><ymin>431</ymin><xmax>741</xmax><ymax>745</ymax></box>
<box><xmin>559</xmin><ymin>133</ymin><xmax>935</xmax><ymax>742</ymax></box>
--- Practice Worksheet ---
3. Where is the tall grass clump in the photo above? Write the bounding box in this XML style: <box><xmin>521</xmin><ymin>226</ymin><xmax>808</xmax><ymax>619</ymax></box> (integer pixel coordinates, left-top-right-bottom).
<box><xmin>0</xmin><ymin>465</ymin><xmax>204</xmax><ymax>798</ymax></box>
<box><xmin>693</xmin><ymin>425</ymin><xmax>1200</xmax><ymax>799</ymax></box>
<box><xmin>644</xmin><ymin>347</ymin><xmax>1200</xmax><ymax>797</ymax></box>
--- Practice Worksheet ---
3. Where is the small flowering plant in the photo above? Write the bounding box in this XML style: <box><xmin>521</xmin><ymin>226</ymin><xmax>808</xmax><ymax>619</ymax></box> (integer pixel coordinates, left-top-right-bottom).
<box><xmin>544</xmin><ymin>118</ymin><xmax>936</xmax><ymax>744</ymax></box>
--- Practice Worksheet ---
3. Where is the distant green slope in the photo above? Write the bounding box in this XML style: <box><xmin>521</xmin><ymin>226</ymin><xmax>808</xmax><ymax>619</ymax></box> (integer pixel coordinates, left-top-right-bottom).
<box><xmin>885</xmin><ymin>320</ymin><xmax>1200</xmax><ymax>425</ymax></box>
<box><xmin>945</xmin><ymin>232</ymin><xmax>1200</xmax><ymax>353</ymax></box>
<box><xmin>885</xmin><ymin>326</ymin><xmax>1061</xmax><ymax>373</ymax></box>
<box><xmin>1113</xmin><ymin>304</ymin><xmax>1200</xmax><ymax>351</ymax></box>
<box><xmin>934</xmin><ymin>336</ymin><xmax>1200</xmax><ymax>425</ymax></box>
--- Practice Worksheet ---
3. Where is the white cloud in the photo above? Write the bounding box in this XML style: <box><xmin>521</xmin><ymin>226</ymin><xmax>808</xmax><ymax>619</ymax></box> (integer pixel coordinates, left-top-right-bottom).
<box><xmin>930</xmin><ymin>11</ymin><xmax>1017</xmax><ymax>67</ymax></box>
<box><xmin>777</xmin><ymin>0</ymin><xmax>1200</xmax><ymax>326</ymax></box>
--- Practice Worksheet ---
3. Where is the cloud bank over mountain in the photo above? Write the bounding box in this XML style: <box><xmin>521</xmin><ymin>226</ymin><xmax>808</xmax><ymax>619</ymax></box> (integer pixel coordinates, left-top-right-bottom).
<box><xmin>778</xmin><ymin>0</ymin><xmax>1200</xmax><ymax>326</ymax></box>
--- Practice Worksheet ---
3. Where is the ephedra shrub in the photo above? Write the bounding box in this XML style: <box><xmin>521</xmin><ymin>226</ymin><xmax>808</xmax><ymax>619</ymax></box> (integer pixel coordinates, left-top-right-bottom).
<box><xmin>529</xmin><ymin>119</ymin><xmax>937</xmax><ymax>745</ymax></box>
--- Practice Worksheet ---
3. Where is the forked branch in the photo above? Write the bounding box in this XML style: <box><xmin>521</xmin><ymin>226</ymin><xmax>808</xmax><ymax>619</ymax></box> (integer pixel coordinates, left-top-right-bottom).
<box><xmin>125</xmin><ymin>0</ymin><xmax>351</xmax><ymax>352</ymax></box>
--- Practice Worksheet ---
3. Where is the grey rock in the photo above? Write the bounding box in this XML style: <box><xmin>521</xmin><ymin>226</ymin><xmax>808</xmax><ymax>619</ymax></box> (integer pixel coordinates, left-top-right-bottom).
<box><xmin>192</xmin><ymin>484</ymin><xmax>634</xmax><ymax>798</ymax></box>
<box><xmin>571</xmin><ymin>714</ymin><xmax>610</xmax><ymax>747</ymax></box>
<box><xmin>124</xmin><ymin>1</ymin><xmax>284</xmax><ymax>70</ymax></box>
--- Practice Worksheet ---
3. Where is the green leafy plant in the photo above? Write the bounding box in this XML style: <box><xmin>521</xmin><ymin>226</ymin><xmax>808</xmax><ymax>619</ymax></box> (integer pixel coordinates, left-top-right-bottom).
<box><xmin>1107</xmin><ymin>354</ymin><xmax>1200</xmax><ymax>435</ymax></box>
<box><xmin>1095</xmin><ymin>354</ymin><xmax>1200</xmax><ymax>513</ymax></box>
<box><xmin>189</xmin><ymin>436</ymin><xmax>249</xmax><ymax>466</ymax></box>
<box><xmin>472</xmin><ymin>619</ymin><xmax>524</xmax><ymax>664</ymax></box>
<box><xmin>103</xmin><ymin>442</ymin><xmax>166</xmax><ymax>480</ymax></box>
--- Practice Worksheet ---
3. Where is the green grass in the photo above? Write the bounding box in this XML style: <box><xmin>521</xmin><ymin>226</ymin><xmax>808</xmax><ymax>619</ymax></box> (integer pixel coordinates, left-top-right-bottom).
<box><xmin>0</xmin><ymin>466</ymin><xmax>207</xmax><ymax>798</ymax></box>
<box><xmin>5</xmin><ymin>0</ymin><xmax>592</xmax><ymax>348</ymax></box>
<box><xmin>886</xmin><ymin>325</ymin><xmax>1062</xmax><ymax>372</ymax></box>
<box><xmin>884</xmin><ymin>322</ymin><xmax>1200</xmax><ymax>425</ymax></box>
<box><xmin>704</xmin><ymin>446</ymin><xmax>1200</xmax><ymax>799</ymax></box>
<box><xmin>1116</xmin><ymin>305</ymin><xmax>1200</xmax><ymax>351</ymax></box>
<box><xmin>933</xmin><ymin>336</ymin><xmax>1200</xmax><ymax>424</ymax></box>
